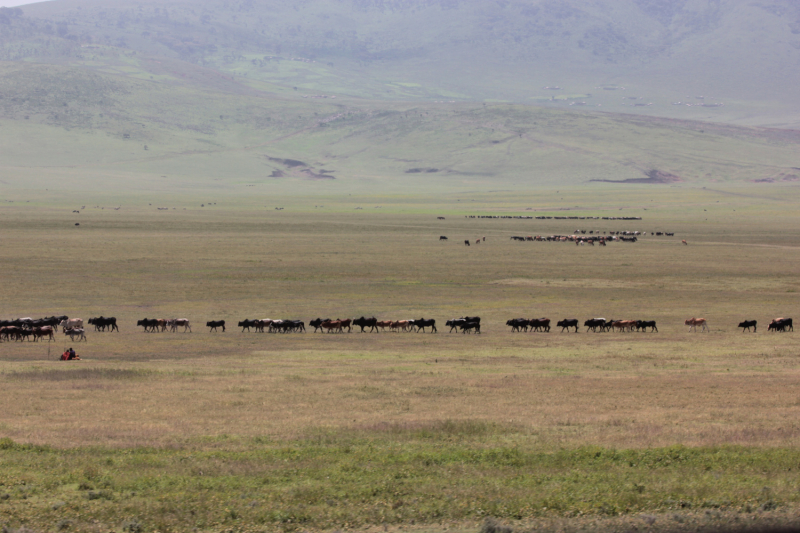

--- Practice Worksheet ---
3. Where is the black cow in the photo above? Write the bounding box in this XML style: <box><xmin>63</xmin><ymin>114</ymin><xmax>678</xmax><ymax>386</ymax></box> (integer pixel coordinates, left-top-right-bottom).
<box><xmin>207</xmin><ymin>320</ymin><xmax>226</xmax><ymax>332</ymax></box>
<box><xmin>353</xmin><ymin>316</ymin><xmax>378</xmax><ymax>333</ymax></box>
<box><xmin>281</xmin><ymin>319</ymin><xmax>305</xmax><ymax>332</ymax></box>
<box><xmin>636</xmin><ymin>320</ymin><xmax>658</xmax><ymax>332</ymax></box>
<box><xmin>40</xmin><ymin>316</ymin><xmax>62</xmax><ymax>328</ymax></box>
<box><xmin>737</xmin><ymin>320</ymin><xmax>757</xmax><ymax>333</ymax></box>
<box><xmin>310</xmin><ymin>318</ymin><xmax>332</xmax><ymax>332</ymax></box>
<box><xmin>557</xmin><ymin>319</ymin><xmax>579</xmax><ymax>332</ymax></box>
<box><xmin>528</xmin><ymin>318</ymin><xmax>550</xmax><ymax>332</ymax></box>
<box><xmin>768</xmin><ymin>318</ymin><xmax>793</xmax><ymax>332</ymax></box>
<box><xmin>89</xmin><ymin>316</ymin><xmax>119</xmax><ymax>332</ymax></box>
<box><xmin>15</xmin><ymin>318</ymin><xmax>34</xmax><ymax>328</ymax></box>
<box><xmin>446</xmin><ymin>319</ymin><xmax>464</xmax><ymax>332</ymax></box>
<box><xmin>506</xmin><ymin>318</ymin><xmax>529</xmax><ymax>332</ymax></box>
<box><xmin>464</xmin><ymin>240</ymin><xmax>470</xmax><ymax>246</ymax></box>
<box><xmin>412</xmin><ymin>318</ymin><xmax>437</xmax><ymax>333</ymax></box>
<box><xmin>238</xmin><ymin>319</ymin><xmax>260</xmax><ymax>332</ymax></box>
<box><xmin>601</xmin><ymin>320</ymin><xmax>617</xmax><ymax>332</ymax></box>
<box><xmin>446</xmin><ymin>316</ymin><xmax>480</xmax><ymax>332</ymax></box>
<box><xmin>584</xmin><ymin>318</ymin><xmax>606</xmax><ymax>332</ymax></box>
<box><xmin>460</xmin><ymin>321</ymin><xmax>481</xmax><ymax>334</ymax></box>
<box><xmin>439</xmin><ymin>236</ymin><xmax>448</xmax><ymax>241</ymax></box>
<box><xmin>274</xmin><ymin>320</ymin><xmax>305</xmax><ymax>333</ymax></box>
<box><xmin>137</xmin><ymin>318</ymin><xmax>158</xmax><ymax>332</ymax></box>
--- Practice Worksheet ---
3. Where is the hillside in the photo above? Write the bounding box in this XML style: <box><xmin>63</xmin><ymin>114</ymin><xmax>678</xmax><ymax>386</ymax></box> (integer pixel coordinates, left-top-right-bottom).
<box><xmin>0</xmin><ymin>61</ymin><xmax>798</xmax><ymax>194</ymax></box>
<box><xmin>1</xmin><ymin>0</ymin><xmax>800</xmax><ymax>128</ymax></box>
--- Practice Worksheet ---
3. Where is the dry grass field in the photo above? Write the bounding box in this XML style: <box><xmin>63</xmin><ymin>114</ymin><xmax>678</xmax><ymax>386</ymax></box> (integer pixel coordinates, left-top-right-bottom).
<box><xmin>2</xmin><ymin>184</ymin><xmax>800</xmax><ymax>532</ymax></box>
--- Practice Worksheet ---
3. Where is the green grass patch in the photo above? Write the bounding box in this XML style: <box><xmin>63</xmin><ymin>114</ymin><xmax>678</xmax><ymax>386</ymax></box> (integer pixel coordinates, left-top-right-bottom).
<box><xmin>0</xmin><ymin>435</ymin><xmax>795</xmax><ymax>532</ymax></box>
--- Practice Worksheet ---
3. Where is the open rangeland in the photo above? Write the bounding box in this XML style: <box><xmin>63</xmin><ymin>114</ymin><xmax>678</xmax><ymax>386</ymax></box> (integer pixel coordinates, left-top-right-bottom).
<box><xmin>2</xmin><ymin>186</ymin><xmax>800</xmax><ymax>532</ymax></box>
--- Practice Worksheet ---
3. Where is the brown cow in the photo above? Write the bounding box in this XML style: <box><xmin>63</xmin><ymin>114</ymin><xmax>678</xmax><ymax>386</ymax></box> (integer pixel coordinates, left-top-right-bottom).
<box><xmin>390</xmin><ymin>320</ymin><xmax>412</xmax><ymax>332</ymax></box>
<box><xmin>376</xmin><ymin>320</ymin><xmax>393</xmax><ymax>332</ymax></box>
<box><xmin>682</xmin><ymin>240</ymin><xmax>687</xmax><ymax>245</ymax></box>
<box><xmin>32</xmin><ymin>326</ymin><xmax>55</xmax><ymax>342</ymax></box>
<box><xmin>0</xmin><ymin>326</ymin><xmax>20</xmax><ymax>341</ymax></box>
<box><xmin>321</xmin><ymin>320</ymin><xmax>343</xmax><ymax>333</ymax></box>
<box><xmin>685</xmin><ymin>317</ymin><xmax>708</xmax><ymax>332</ymax></box>
<box><xmin>612</xmin><ymin>320</ymin><xmax>636</xmax><ymax>332</ymax></box>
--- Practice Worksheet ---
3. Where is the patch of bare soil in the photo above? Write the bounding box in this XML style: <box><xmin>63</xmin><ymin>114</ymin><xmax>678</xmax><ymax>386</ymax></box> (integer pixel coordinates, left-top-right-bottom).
<box><xmin>302</xmin><ymin>168</ymin><xmax>335</xmax><ymax>180</ymax></box>
<box><xmin>591</xmin><ymin>169</ymin><xmax>682</xmax><ymax>184</ymax></box>
<box><xmin>753</xmin><ymin>173</ymin><xmax>800</xmax><ymax>183</ymax></box>
<box><xmin>406</xmin><ymin>167</ymin><xmax>440</xmax><ymax>173</ymax></box>
<box><xmin>267</xmin><ymin>156</ymin><xmax>307</xmax><ymax>167</ymax></box>
<box><xmin>265</xmin><ymin>155</ymin><xmax>335</xmax><ymax>179</ymax></box>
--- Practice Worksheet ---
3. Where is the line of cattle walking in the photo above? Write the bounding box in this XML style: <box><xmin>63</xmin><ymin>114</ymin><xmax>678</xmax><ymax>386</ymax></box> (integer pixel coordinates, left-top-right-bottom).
<box><xmin>231</xmin><ymin>317</ymin><xmax>447</xmax><ymax>333</ymax></box>
<box><xmin>507</xmin><ymin>317</ymin><xmax>793</xmax><ymax>333</ymax></box>
<box><xmin>441</xmin><ymin>230</ymin><xmax>662</xmax><ymax>246</ymax></box>
<box><xmin>0</xmin><ymin>315</ymin><xmax>793</xmax><ymax>342</ymax></box>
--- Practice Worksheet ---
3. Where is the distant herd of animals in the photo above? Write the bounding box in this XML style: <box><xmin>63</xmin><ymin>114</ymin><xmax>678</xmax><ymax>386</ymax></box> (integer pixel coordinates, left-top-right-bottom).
<box><xmin>0</xmin><ymin>316</ymin><xmax>793</xmax><ymax>343</ymax></box>
<box><xmin>440</xmin><ymin>231</ymin><xmax>678</xmax><ymax>246</ymax></box>
<box><xmin>461</xmin><ymin>216</ymin><xmax>644</xmax><ymax>221</ymax></box>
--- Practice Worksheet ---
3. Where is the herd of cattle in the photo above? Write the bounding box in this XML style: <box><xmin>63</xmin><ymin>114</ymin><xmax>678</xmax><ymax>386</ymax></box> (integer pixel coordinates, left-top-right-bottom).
<box><xmin>0</xmin><ymin>315</ymin><xmax>794</xmax><ymax>342</ymax></box>
<box><xmin>0</xmin><ymin>316</ymin><xmax>106</xmax><ymax>343</ymax></box>
<box><xmin>444</xmin><ymin>230</ymin><xmax>677</xmax><ymax>247</ymax></box>
<box><xmin>235</xmin><ymin>317</ymin><xmax>443</xmax><ymax>333</ymax></box>
<box><xmin>135</xmin><ymin>318</ymin><xmax>193</xmax><ymax>332</ymax></box>
<box><xmin>503</xmin><ymin>317</ymin><xmax>793</xmax><ymax>333</ymax></box>
<box><xmin>463</xmin><ymin>215</ymin><xmax>644</xmax><ymax>221</ymax></box>
<box><xmin>506</xmin><ymin>318</ymin><xmax>658</xmax><ymax>332</ymax></box>
<box><xmin>509</xmin><ymin>235</ymin><xmax>631</xmax><ymax>245</ymax></box>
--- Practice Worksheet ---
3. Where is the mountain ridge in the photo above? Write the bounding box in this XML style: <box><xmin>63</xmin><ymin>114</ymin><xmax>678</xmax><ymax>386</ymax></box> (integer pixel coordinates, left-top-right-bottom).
<box><xmin>1</xmin><ymin>0</ymin><xmax>798</xmax><ymax>128</ymax></box>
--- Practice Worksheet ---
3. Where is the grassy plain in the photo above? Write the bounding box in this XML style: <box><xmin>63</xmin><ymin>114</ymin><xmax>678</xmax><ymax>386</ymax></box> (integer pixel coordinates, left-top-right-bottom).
<box><xmin>2</xmin><ymin>185</ymin><xmax>800</xmax><ymax>532</ymax></box>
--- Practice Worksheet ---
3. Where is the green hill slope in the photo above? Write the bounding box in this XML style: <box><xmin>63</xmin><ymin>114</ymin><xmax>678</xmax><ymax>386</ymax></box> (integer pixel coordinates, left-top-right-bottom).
<box><xmin>0</xmin><ymin>61</ymin><xmax>798</xmax><ymax>194</ymax></box>
<box><xmin>4</xmin><ymin>0</ymin><xmax>800</xmax><ymax>128</ymax></box>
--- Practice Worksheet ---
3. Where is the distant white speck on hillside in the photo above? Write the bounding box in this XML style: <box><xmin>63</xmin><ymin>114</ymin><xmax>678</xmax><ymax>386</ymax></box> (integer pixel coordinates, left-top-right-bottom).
<box><xmin>0</xmin><ymin>0</ymin><xmax>50</xmax><ymax>6</ymax></box>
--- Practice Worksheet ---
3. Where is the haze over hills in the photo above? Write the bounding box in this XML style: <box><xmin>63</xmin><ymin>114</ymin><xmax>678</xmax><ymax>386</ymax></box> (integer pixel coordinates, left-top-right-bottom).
<box><xmin>0</xmin><ymin>0</ymin><xmax>799</xmax><ymax>193</ymax></box>
<box><xmin>1</xmin><ymin>0</ymin><xmax>799</xmax><ymax>127</ymax></box>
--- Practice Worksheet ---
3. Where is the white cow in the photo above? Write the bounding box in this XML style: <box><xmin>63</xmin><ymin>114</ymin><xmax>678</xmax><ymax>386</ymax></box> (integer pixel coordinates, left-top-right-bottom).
<box><xmin>59</xmin><ymin>318</ymin><xmax>83</xmax><ymax>332</ymax></box>
<box><xmin>169</xmin><ymin>319</ymin><xmax>192</xmax><ymax>333</ymax></box>
<box><xmin>64</xmin><ymin>328</ymin><xmax>87</xmax><ymax>342</ymax></box>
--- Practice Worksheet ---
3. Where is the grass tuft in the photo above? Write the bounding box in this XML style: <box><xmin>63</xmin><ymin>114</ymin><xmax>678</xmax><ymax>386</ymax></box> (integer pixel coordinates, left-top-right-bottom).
<box><xmin>7</xmin><ymin>368</ymin><xmax>154</xmax><ymax>381</ymax></box>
